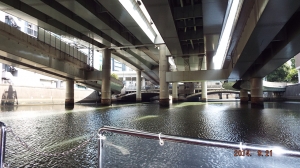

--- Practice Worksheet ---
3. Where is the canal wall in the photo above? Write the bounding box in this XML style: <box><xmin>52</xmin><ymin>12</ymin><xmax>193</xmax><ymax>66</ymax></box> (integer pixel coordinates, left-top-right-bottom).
<box><xmin>0</xmin><ymin>84</ymin><xmax>100</xmax><ymax>105</ymax></box>
<box><xmin>282</xmin><ymin>83</ymin><xmax>300</xmax><ymax>101</ymax></box>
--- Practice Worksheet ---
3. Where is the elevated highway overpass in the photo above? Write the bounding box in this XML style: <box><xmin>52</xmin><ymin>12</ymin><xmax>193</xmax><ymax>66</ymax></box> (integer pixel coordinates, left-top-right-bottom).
<box><xmin>0</xmin><ymin>20</ymin><xmax>123</xmax><ymax>92</ymax></box>
<box><xmin>0</xmin><ymin>0</ymin><xmax>299</xmax><ymax>108</ymax></box>
<box><xmin>117</xmin><ymin>91</ymin><xmax>159</xmax><ymax>102</ymax></box>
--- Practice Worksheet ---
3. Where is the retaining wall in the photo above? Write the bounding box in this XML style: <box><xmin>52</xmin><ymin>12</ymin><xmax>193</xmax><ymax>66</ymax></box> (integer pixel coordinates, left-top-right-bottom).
<box><xmin>0</xmin><ymin>84</ymin><xmax>99</xmax><ymax>105</ymax></box>
<box><xmin>282</xmin><ymin>83</ymin><xmax>300</xmax><ymax>101</ymax></box>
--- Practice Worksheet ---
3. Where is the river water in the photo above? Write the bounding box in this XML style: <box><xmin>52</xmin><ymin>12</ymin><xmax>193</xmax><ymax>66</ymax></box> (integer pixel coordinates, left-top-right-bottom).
<box><xmin>1</xmin><ymin>101</ymin><xmax>300</xmax><ymax>168</ymax></box>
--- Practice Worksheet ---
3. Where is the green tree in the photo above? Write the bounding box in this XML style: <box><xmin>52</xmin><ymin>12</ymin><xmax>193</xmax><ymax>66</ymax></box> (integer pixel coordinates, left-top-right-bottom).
<box><xmin>111</xmin><ymin>73</ymin><xmax>118</xmax><ymax>79</ymax></box>
<box><xmin>287</xmin><ymin>68</ymin><xmax>298</xmax><ymax>83</ymax></box>
<box><xmin>266</xmin><ymin>63</ymin><xmax>290</xmax><ymax>82</ymax></box>
<box><xmin>291</xmin><ymin>57</ymin><xmax>296</xmax><ymax>68</ymax></box>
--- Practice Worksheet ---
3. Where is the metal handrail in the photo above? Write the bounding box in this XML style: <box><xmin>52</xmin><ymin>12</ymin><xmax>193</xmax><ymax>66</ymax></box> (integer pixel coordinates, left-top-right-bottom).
<box><xmin>0</xmin><ymin>122</ymin><xmax>6</xmax><ymax>168</ymax></box>
<box><xmin>98</xmin><ymin>125</ymin><xmax>300</xmax><ymax>168</ymax></box>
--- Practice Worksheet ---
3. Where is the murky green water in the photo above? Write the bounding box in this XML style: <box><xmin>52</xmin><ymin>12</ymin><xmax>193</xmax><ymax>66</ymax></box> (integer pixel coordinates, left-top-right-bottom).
<box><xmin>1</xmin><ymin>102</ymin><xmax>300</xmax><ymax>167</ymax></box>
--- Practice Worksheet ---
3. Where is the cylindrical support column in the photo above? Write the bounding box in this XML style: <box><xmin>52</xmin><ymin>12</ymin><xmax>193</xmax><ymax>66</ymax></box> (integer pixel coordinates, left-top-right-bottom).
<box><xmin>201</xmin><ymin>55</ymin><xmax>207</xmax><ymax>101</ymax></box>
<box><xmin>101</xmin><ymin>49</ymin><xmax>111</xmax><ymax>106</ymax></box>
<box><xmin>172</xmin><ymin>83</ymin><xmax>178</xmax><ymax>103</ymax></box>
<box><xmin>65</xmin><ymin>79</ymin><xmax>74</xmax><ymax>109</ymax></box>
<box><xmin>56</xmin><ymin>80</ymin><xmax>61</xmax><ymax>88</ymax></box>
<box><xmin>297</xmin><ymin>69</ymin><xmax>300</xmax><ymax>83</ymax></box>
<box><xmin>159</xmin><ymin>45</ymin><xmax>169</xmax><ymax>106</ymax></box>
<box><xmin>0</xmin><ymin>122</ymin><xmax>6</xmax><ymax>168</ymax></box>
<box><xmin>240</xmin><ymin>89</ymin><xmax>248</xmax><ymax>104</ymax></box>
<box><xmin>218</xmin><ymin>93</ymin><xmax>222</xmax><ymax>99</ymax></box>
<box><xmin>136</xmin><ymin>70</ymin><xmax>142</xmax><ymax>102</ymax></box>
<box><xmin>0</xmin><ymin>63</ymin><xmax>2</xmax><ymax>84</ymax></box>
<box><xmin>251</xmin><ymin>78</ymin><xmax>264</xmax><ymax>108</ymax></box>
<box><xmin>201</xmin><ymin>82</ymin><xmax>207</xmax><ymax>101</ymax></box>
<box><xmin>142</xmin><ymin>78</ymin><xmax>145</xmax><ymax>89</ymax></box>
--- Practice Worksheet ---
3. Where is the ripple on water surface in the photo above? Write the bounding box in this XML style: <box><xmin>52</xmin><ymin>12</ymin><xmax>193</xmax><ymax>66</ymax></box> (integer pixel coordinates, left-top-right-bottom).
<box><xmin>1</xmin><ymin>102</ymin><xmax>300</xmax><ymax>167</ymax></box>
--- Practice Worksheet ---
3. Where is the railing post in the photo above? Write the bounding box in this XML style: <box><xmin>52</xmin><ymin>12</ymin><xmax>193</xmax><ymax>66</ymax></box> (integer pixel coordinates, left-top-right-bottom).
<box><xmin>98</xmin><ymin>131</ymin><xmax>104</xmax><ymax>168</ymax></box>
<box><xmin>0</xmin><ymin>122</ymin><xmax>6</xmax><ymax>168</ymax></box>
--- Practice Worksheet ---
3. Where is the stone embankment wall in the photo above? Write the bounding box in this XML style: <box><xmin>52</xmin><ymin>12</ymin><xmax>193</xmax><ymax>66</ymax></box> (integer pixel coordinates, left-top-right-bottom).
<box><xmin>0</xmin><ymin>84</ymin><xmax>100</xmax><ymax>105</ymax></box>
<box><xmin>282</xmin><ymin>83</ymin><xmax>300</xmax><ymax>101</ymax></box>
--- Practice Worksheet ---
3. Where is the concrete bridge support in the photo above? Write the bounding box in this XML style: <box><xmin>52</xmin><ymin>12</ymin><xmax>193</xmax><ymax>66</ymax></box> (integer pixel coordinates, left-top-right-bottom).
<box><xmin>240</xmin><ymin>89</ymin><xmax>248</xmax><ymax>104</ymax></box>
<box><xmin>65</xmin><ymin>79</ymin><xmax>74</xmax><ymax>109</ymax></box>
<box><xmin>172</xmin><ymin>83</ymin><xmax>178</xmax><ymax>103</ymax></box>
<box><xmin>136</xmin><ymin>70</ymin><xmax>142</xmax><ymax>102</ymax></box>
<box><xmin>218</xmin><ymin>93</ymin><xmax>223</xmax><ymax>99</ymax></box>
<box><xmin>201</xmin><ymin>55</ymin><xmax>207</xmax><ymax>101</ymax></box>
<box><xmin>142</xmin><ymin>78</ymin><xmax>145</xmax><ymax>89</ymax></box>
<box><xmin>298</xmin><ymin>69</ymin><xmax>300</xmax><ymax>83</ymax></box>
<box><xmin>159</xmin><ymin>45</ymin><xmax>169</xmax><ymax>106</ymax></box>
<box><xmin>101</xmin><ymin>49</ymin><xmax>111</xmax><ymax>106</ymax></box>
<box><xmin>251</xmin><ymin>78</ymin><xmax>263</xmax><ymax>108</ymax></box>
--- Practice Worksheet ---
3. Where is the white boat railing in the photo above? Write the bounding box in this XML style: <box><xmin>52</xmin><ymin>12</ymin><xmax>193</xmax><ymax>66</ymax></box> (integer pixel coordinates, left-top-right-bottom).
<box><xmin>97</xmin><ymin>125</ymin><xmax>300</xmax><ymax>168</ymax></box>
<box><xmin>0</xmin><ymin>122</ymin><xmax>6</xmax><ymax>168</ymax></box>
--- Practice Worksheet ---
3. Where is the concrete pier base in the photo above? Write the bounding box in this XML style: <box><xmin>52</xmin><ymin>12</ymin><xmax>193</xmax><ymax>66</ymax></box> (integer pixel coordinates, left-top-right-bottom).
<box><xmin>251</xmin><ymin>97</ymin><xmax>264</xmax><ymax>108</ymax></box>
<box><xmin>136</xmin><ymin>98</ymin><xmax>142</xmax><ymax>102</ymax></box>
<box><xmin>172</xmin><ymin>98</ymin><xmax>178</xmax><ymax>103</ymax></box>
<box><xmin>240</xmin><ymin>89</ymin><xmax>248</xmax><ymax>104</ymax></box>
<box><xmin>159</xmin><ymin>98</ymin><xmax>170</xmax><ymax>106</ymax></box>
<box><xmin>101</xmin><ymin>99</ymin><xmax>111</xmax><ymax>106</ymax></box>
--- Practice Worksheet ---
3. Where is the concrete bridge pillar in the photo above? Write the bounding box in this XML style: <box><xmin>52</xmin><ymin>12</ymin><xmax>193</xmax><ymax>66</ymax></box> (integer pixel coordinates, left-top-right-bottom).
<box><xmin>218</xmin><ymin>93</ymin><xmax>222</xmax><ymax>99</ymax></box>
<box><xmin>298</xmin><ymin>69</ymin><xmax>300</xmax><ymax>83</ymax></box>
<box><xmin>172</xmin><ymin>83</ymin><xmax>178</xmax><ymax>103</ymax></box>
<box><xmin>142</xmin><ymin>78</ymin><xmax>145</xmax><ymax>89</ymax></box>
<box><xmin>101</xmin><ymin>49</ymin><xmax>111</xmax><ymax>106</ymax></box>
<box><xmin>251</xmin><ymin>78</ymin><xmax>263</xmax><ymax>108</ymax></box>
<box><xmin>136</xmin><ymin>70</ymin><xmax>142</xmax><ymax>102</ymax></box>
<box><xmin>159</xmin><ymin>44</ymin><xmax>169</xmax><ymax>106</ymax></box>
<box><xmin>201</xmin><ymin>55</ymin><xmax>207</xmax><ymax>101</ymax></box>
<box><xmin>65</xmin><ymin>79</ymin><xmax>74</xmax><ymax>109</ymax></box>
<box><xmin>56</xmin><ymin>80</ymin><xmax>61</xmax><ymax>88</ymax></box>
<box><xmin>240</xmin><ymin>89</ymin><xmax>248</xmax><ymax>104</ymax></box>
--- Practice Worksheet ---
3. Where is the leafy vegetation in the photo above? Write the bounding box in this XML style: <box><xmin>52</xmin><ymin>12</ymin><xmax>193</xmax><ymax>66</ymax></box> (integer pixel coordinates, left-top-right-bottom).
<box><xmin>266</xmin><ymin>57</ymin><xmax>298</xmax><ymax>83</ymax></box>
<box><xmin>111</xmin><ymin>73</ymin><xmax>118</xmax><ymax>79</ymax></box>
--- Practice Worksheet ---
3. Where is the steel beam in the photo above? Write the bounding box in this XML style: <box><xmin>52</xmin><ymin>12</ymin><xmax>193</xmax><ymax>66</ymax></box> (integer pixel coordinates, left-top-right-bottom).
<box><xmin>143</xmin><ymin>0</ymin><xmax>183</xmax><ymax>55</ymax></box>
<box><xmin>174</xmin><ymin>4</ymin><xmax>202</xmax><ymax>20</ymax></box>
<box><xmin>247</xmin><ymin>11</ymin><xmax>300</xmax><ymax>78</ymax></box>
<box><xmin>166</xmin><ymin>69</ymin><xmax>229</xmax><ymax>82</ymax></box>
<box><xmin>136</xmin><ymin>47</ymin><xmax>159</xmax><ymax>63</ymax></box>
<box><xmin>229</xmin><ymin>0</ymin><xmax>300</xmax><ymax>79</ymax></box>
<box><xmin>178</xmin><ymin>29</ymin><xmax>203</xmax><ymax>41</ymax></box>
<box><xmin>75</xmin><ymin>0</ymin><xmax>142</xmax><ymax>46</ymax></box>
<box><xmin>124</xmin><ymin>49</ymin><xmax>153</xmax><ymax>70</ymax></box>
<box><xmin>39</xmin><ymin>0</ymin><xmax>121</xmax><ymax>47</ymax></box>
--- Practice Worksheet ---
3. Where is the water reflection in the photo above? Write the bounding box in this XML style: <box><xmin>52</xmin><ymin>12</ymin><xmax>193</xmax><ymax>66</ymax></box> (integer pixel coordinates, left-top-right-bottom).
<box><xmin>0</xmin><ymin>102</ymin><xmax>300</xmax><ymax>167</ymax></box>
